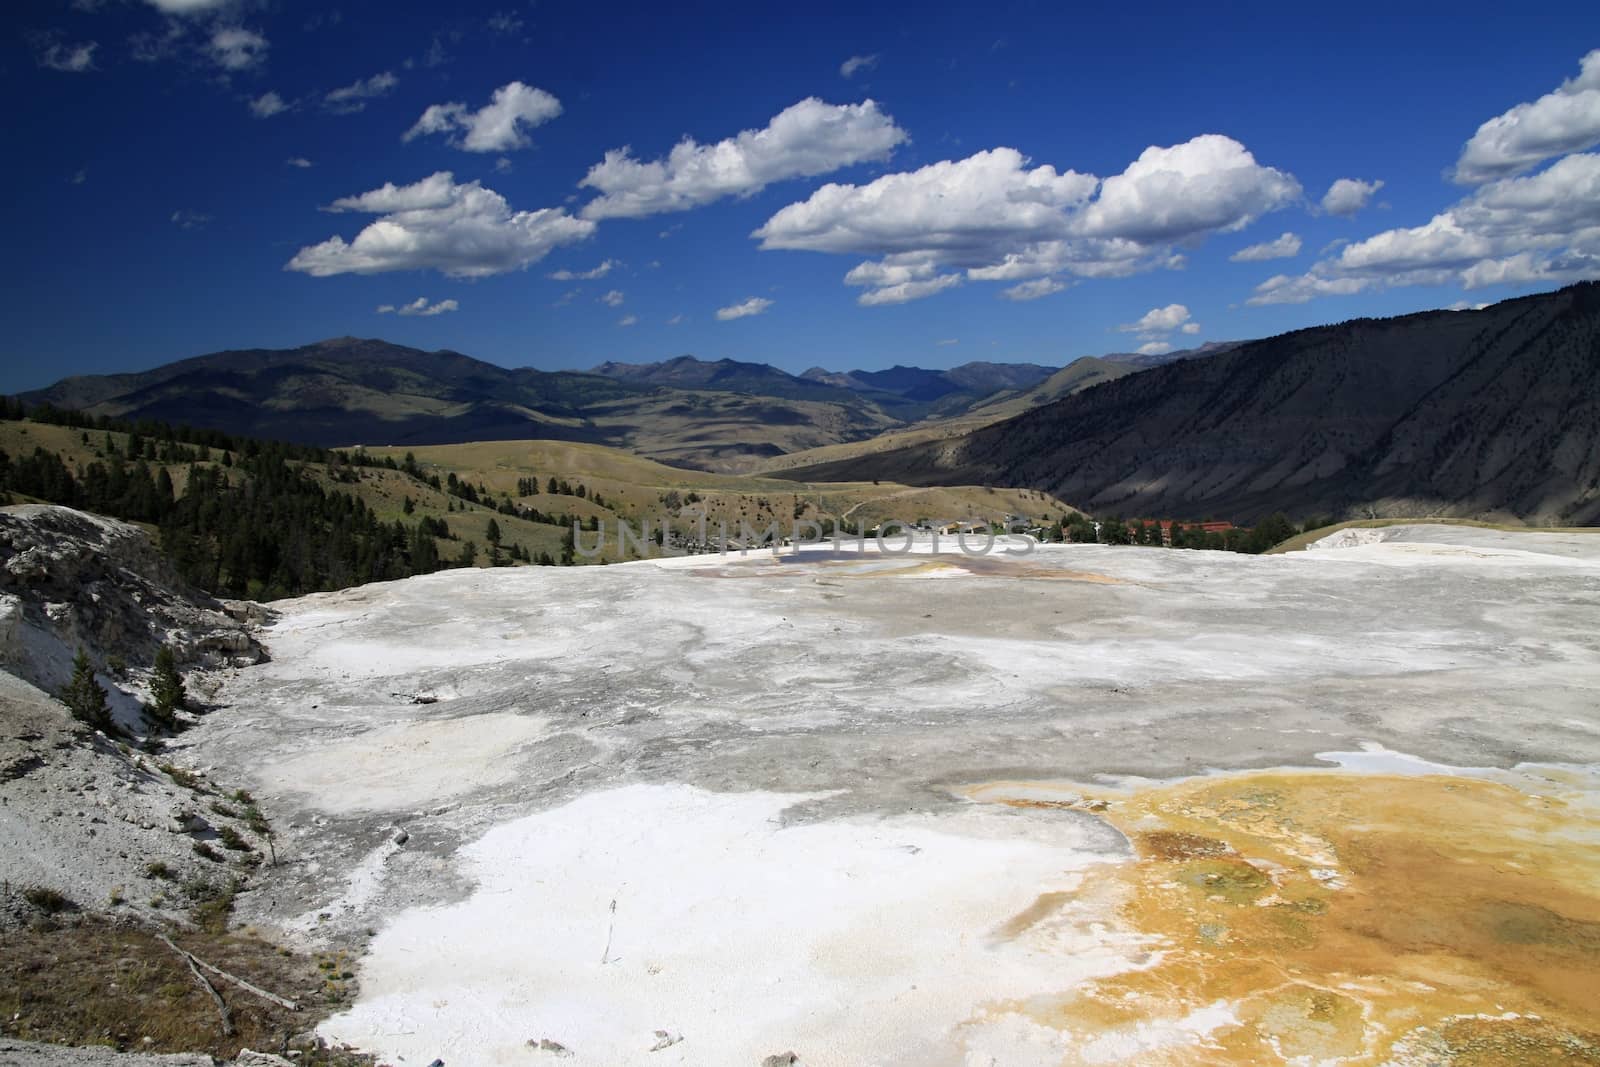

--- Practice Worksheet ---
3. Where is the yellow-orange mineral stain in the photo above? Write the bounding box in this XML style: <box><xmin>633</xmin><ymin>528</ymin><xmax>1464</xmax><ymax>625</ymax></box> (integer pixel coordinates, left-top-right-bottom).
<box><xmin>964</xmin><ymin>768</ymin><xmax>1600</xmax><ymax>1064</ymax></box>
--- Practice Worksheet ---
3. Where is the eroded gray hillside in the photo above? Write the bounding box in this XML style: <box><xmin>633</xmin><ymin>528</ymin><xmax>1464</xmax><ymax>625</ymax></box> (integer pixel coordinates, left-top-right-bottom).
<box><xmin>785</xmin><ymin>283</ymin><xmax>1600</xmax><ymax>523</ymax></box>
<box><xmin>0</xmin><ymin>506</ymin><xmax>268</xmax><ymax>927</ymax></box>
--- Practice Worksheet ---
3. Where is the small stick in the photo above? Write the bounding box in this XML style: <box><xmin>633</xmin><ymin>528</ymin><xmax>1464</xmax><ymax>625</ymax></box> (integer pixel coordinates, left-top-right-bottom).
<box><xmin>600</xmin><ymin>899</ymin><xmax>617</xmax><ymax>965</ymax></box>
<box><xmin>161</xmin><ymin>935</ymin><xmax>232</xmax><ymax>1036</ymax></box>
<box><xmin>158</xmin><ymin>933</ymin><xmax>298</xmax><ymax>1011</ymax></box>
<box><xmin>187</xmin><ymin>953</ymin><xmax>233</xmax><ymax>1035</ymax></box>
<box><xmin>190</xmin><ymin>954</ymin><xmax>299</xmax><ymax>1011</ymax></box>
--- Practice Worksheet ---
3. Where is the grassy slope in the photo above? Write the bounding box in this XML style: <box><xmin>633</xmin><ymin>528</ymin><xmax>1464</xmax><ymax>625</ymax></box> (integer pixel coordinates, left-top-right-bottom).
<box><xmin>581</xmin><ymin>391</ymin><xmax>901</xmax><ymax>474</ymax></box>
<box><xmin>748</xmin><ymin>419</ymin><xmax>992</xmax><ymax>475</ymax></box>
<box><xmin>368</xmin><ymin>440</ymin><xmax>1077</xmax><ymax>534</ymax></box>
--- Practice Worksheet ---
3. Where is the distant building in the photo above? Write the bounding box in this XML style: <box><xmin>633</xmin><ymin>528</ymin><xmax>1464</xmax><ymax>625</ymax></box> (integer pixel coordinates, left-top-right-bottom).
<box><xmin>1127</xmin><ymin>519</ymin><xmax>1236</xmax><ymax>546</ymax></box>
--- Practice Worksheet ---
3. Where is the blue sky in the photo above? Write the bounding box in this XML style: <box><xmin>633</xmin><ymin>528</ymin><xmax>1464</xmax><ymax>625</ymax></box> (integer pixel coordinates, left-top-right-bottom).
<box><xmin>5</xmin><ymin>2</ymin><xmax>1600</xmax><ymax>392</ymax></box>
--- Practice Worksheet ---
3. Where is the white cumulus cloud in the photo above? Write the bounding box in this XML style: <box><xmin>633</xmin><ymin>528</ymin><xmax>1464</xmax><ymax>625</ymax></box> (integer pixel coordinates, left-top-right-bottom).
<box><xmin>599</xmin><ymin>289</ymin><xmax>625</xmax><ymax>307</ymax></box>
<box><xmin>1119</xmin><ymin>304</ymin><xmax>1191</xmax><ymax>333</ymax></box>
<box><xmin>842</xmin><ymin>253</ymin><xmax>962</xmax><ymax>306</ymax></box>
<box><xmin>1245</xmin><ymin>273</ymin><xmax>1371</xmax><ymax>306</ymax></box>
<box><xmin>548</xmin><ymin>259</ymin><xmax>618</xmax><ymax>281</ymax></box>
<box><xmin>377</xmin><ymin>297</ymin><xmax>459</xmax><ymax>317</ymax></box>
<box><xmin>858</xmin><ymin>275</ymin><xmax>962</xmax><ymax>306</ymax></box>
<box><xmin>1136</xmin><ymin>341</ymin><xmax>1173</xmax><ymax>356</ymax></box>
<box><xmin>761</xmin><ymin>149</ymin><xmax>1096</xmax><ymax>256</ymax></box>
<box><xmin>1320</xmin><ymin>178</ymin><xmax>1383</xmax><ymax>217</ymax></box>
<box><xmin>715</xmin><ymin>296</ymin><xmax>774</xmax><ymax>320</ymax></box>
<box><xmin>1332</xmin><ymin>213</ymin><xmax>1494</xmax><ymax>277</ymax></box>
<box><xmin>618</xmin><ymin>314</ymin><xmax>638</xmax><ymax>327</ymax></box>
<box><xmin>250</xmin><ymin>91</ymin><xmax>288</xmax><ymax>118</ymax></box>
<box><xmin>1249</xmin><ymin>56</ymin><xmax>1600</xmax><ymax>307</ymax></box>
<box><xmin>325</xmin><ymin>71</ymin><xmax>398</xmax><ymax>114</ymax></box>
<box><xmin>1075</xmin><ymin>135</ymin><xmax>1300</xmax><ymax>244</ymax></box>
<box><xmin>756</xmin><ymin>135</ymin><xmax>1299</xmax><ymax>304</ymax></box>
<box><xmin>285</xmin><ymin>157</ymin><xmax>313</xmax><ymax>168</ymax></box>
<box><xmin>145</xmin><ymin>0</ymin><xmax>230</xmax><ymax>12</ymax></box>
<box><xmin>286</xmin><ymin>171</ymin><xmax>596</xmax><ymax>278</ymax></box>
<box><xmin>1001</xmin><ymin>277</ymin><xmax>1066</xmax><ymax>301</ymax></box>
<box><xmin>580</xmin><ymin>97</ymin><xmax>908</xmax><ymax>219</ymax></box>
<box><xmin>840</xmin><ymin>54</ymin><xmax>879</xmax><ymax>79</ymax></box>
<box><xmin>208</xmin><ymin>27</ymin><xmax>267</xmax><ymax>71</ymax></box>
<box><xmin>404</xmin><ymin>82</ymin><xmax>562</xmax><ymax>153</ymax></box>
<box><xmin>1230</xmin><ymin>232</ymin><xmax>1302</xmax><ymax>261</ymax></box>
<box><xmin>1248</xmin><ymin>151</ymin><xmax>1600</xmax><ymax>305</ymax></box>
<box><xmin>1455</xmin><ymin>50</ymin><xmax>1600</xmax><ymax>183</ymax></box>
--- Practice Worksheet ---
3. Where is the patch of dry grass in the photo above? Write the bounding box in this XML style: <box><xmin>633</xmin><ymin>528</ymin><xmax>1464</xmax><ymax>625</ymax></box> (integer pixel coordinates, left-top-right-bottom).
<box><xmin>0</xmin><ymin>917</ymin><xmax>373</xmax><ymax>1063</ymax></box>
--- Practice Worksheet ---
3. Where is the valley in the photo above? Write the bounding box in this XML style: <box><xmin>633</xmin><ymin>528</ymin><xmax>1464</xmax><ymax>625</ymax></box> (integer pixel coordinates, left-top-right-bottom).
<box><xmin>18</xmin><ymin>340</ymin><xmax>1215</xmax><ymax>477</ymax></box>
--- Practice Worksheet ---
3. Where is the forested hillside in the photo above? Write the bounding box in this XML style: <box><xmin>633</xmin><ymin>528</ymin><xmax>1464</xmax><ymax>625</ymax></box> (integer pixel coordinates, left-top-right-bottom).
<box><xmin>0</xmin><ymin>401</ymin><xmax>582</xmax><ymax>598</ymax></box>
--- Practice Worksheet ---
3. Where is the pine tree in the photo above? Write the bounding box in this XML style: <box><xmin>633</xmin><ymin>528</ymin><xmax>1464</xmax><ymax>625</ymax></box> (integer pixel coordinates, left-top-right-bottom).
<box><xmin>148</xmin><ymin>644</ymin><xmax>187</xmax><ymax>729</ymax></box>
<box><xmin>62</xmin><ymin>647</ymin><xmax>115</xmax><ymax>734</ymax></box>
<box><xmin>485</xmin><ymin>518</ymin><xmax>502</xmax><ymax>544</ymax></box>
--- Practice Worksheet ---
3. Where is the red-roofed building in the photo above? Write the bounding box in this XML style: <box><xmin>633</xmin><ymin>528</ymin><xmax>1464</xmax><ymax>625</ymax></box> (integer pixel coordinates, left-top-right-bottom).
<box><xmin>1128</xmin><ymin>519</ymin><xmax>1236</xmax><ymax>546</ymax></box>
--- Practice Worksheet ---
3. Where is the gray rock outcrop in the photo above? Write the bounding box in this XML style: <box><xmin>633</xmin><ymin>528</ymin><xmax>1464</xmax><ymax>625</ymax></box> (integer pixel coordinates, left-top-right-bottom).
<box><xmin>0</xmin><ymin>504</ymin><xmax>265</xmax><ymax>702</ymax></box>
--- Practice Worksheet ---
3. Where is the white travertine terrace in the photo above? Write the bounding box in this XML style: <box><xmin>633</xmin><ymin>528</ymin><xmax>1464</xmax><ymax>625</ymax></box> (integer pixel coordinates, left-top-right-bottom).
<box><xmin>172</xmin><ymin>526</ymin><xmax>1600</xmax><ymax>1066</ymax></box>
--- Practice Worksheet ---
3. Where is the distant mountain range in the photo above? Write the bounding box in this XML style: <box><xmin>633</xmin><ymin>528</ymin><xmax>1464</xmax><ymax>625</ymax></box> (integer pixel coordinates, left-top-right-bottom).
<box><xmin>21</xmin><ymin>287</ymin><xmax>1594</xmax><ymax>524</ymax></box>
<box><xmin>26</xmin><ymin>340</ymin><xmax>1208</xmax><ymax>473</ymax></box>
<box><xmin>26</xmin><ymin>336</ymin><xmax>641</xmax><ymax>449</ymax></box>
<box><xmin>590</xmin><ymin>355</ymin><xmax>852</xmax><ymax>404</ymax></box>
<box><xmin>783</xmin><ymin>285</ymin><xmax>1600</xmax><ymax>524</ymax></box>
<box><xmin>794</xmin><ymin>362</ymin><xmax>1056</xmax><ymax>410</ymax></box>
<box><xmin>589</xmin><ymin>355</ymin><xmax>1069</xmax><ymax>419</ymax></box>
